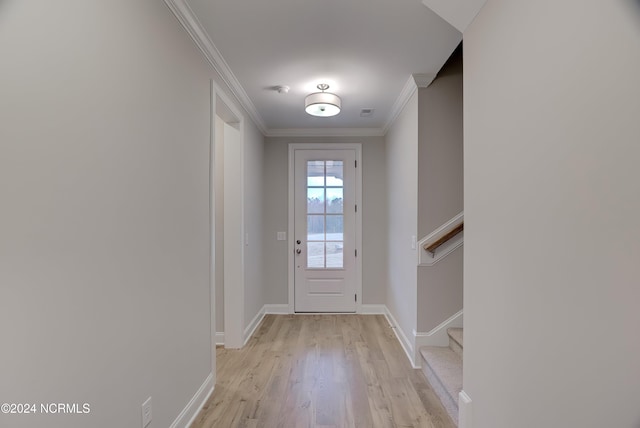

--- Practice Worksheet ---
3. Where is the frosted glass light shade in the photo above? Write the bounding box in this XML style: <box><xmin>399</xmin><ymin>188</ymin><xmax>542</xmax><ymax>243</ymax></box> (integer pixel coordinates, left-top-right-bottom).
<box><xmin>305</xmin><ymin>92</ymin><xmax>341</xmax><ymax>117</ymax></box>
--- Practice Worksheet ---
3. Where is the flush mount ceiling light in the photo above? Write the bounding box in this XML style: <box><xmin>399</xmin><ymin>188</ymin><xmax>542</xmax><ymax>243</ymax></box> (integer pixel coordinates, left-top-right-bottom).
<box><xmin>305</xmin><ymin>83</ymin><xmax>341</xmax><ymax>117</ymax></box>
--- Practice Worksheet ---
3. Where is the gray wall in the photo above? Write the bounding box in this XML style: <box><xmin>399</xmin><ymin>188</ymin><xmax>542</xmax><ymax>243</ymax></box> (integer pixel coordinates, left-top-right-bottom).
<box><xmin>0</xmin><ymin>1</ymin><xmax>213</xmax><ymax>427</ymax></box>
<box><xmin>262</xmin><ymin>137</ymin><xmax>388</xmax><ymax>306</ymax></box>
<box><xmin>464</xmin><ymin>1</ymin><xmax>640</xmax><ymax>427</ymax></box>
<box><xmin>417</xmin><ymin>51</ymin><xmax>464</xmax><ymax>332</ymax></box>
<box><xmin>262</xmin><ymin>138</ymin><xmax>290</xmax><ymax>304</ymax></box>
<box><xmin>215</xmin><ymin>116</ymin><xmax>225</xmax><ymax>333</ymax></box>
<box><xmin>385</xmin><ymin>93</ymin><xmax>419</xmax><ymax>344</ymax></box>
<box><xmin>215</xmin><ymin>116</ymin><xmax>265</xmax><ymax>336</ymax></box>
<box><xmin>361</xmin><ymin>137</ymin><xmax>389</xmax><ymax>304</ymax></box>
<box><xmin>243</xmin><ymin>121</ymin><xmax>266</xmax><ymax>326</ymax></box>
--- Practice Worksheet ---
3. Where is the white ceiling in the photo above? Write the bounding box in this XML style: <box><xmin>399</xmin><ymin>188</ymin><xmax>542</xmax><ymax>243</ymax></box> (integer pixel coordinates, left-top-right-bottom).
<box><xmin>183</xmin><ymin>0</ymin><xmax>463</xmax><ymax>135</ymax></box>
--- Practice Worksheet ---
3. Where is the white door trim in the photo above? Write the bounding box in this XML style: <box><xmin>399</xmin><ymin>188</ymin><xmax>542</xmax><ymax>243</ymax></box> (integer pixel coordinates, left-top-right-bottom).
<box><xmin>213</xmin><ymin>81</ymin><xmax>245</xmax><ymax>349</ymax></box>
<box><xmin>288</xmin><ymin>143</ymin><xmax>363</xmax><ymax>313</ymax></box>
<box><xmin>208</xmin><ymin>80</ymin><xmax>216</xmax><ymax>377</ymax></box>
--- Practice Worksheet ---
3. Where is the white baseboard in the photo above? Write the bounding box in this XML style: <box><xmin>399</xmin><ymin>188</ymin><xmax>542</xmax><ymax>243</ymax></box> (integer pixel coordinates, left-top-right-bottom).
<box><xmin>243</xmin><ymin>306</ymin><xmax>266</xmax><ymax>346</ymax></box>
<box><xmin>383</xmin><ymin>306</ymin><xmax>417</xmax><ymax>368</ymax></box>
<box><xmin>264</xmin><ymin>304</ymin><xmax>289</xmax><ymax>314</ymax></box>
<box><xmin>215</xmin><ymin>332</ymin><xmax>225</xmax><ymax>346</ymax></box>
<box><xmin>220</xmin><ymin>304</ymin><xmax>419</xmax><ymax>370</ymax></box>
<box><xmin>170</xmin><ymin>372</ymin><xmax>214</xmax><ymax>428</ymax></box>
<box><xmin>262</xmin><ymin>303</ymin><xmax>386</xmax><ymax>315</ymax></box>
<box><xmin>220</xmin><ymin>303</ymin><xmax>454</xmax><ymax>373</ymax></box>
<box><xmin>243</xmin><ymin>303</ymin><xmax>292</xmax><ymax>345</ymax></box>
<box><xmin>217</xmin><ymin>304</ymin><xmax>289</xmax><ymax>348</ymax></box>
<box><xmin>458</xmin><ymin>390</ymin><xmax>472</xmax><ymax>428</ymax></box>
<box><xmin>360</xmin><ymin>304</ymin><xmax>387</xmax><ymax>314</ymax></box>
<box><xmin>413</xmin><ymin>310</ymin><xmax>463</xmax><ymax>367</ymax></box>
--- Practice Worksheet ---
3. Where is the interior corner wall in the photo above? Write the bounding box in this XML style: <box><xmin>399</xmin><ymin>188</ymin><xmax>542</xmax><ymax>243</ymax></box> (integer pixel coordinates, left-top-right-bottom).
<box><xmin>261</xmin><ymin>137</ymin><xmax>290</xmax><ymax>305</ymax></box>
<box><xmin>262</xmin><ymin>136</ymin><xmax>388</xmax><ymax>307</ymax></box>
<box><xmin>0</xmin><ymin>1</ymin><xmax>213</xmax><ymax>427</ymax></box>
<box><xmin>360</xmin><ymin>137</ymin><xmax>388</xmax><ymax>304</ymax></box>
<box><xmin>243</xmin><ymin>121</ymin><xmax>266</xmax><ymax>327</ymax></box>
<box><xmin>416</xmin><ymin>51</ymin><xmax>464</xmax><ymax>332</ymax></box>
<box><xmin>222</xmin><ymin>121</ymin><xmax>244</xmax><ymax>348</ymax></box>
<box><xmin>215</xmin><ymin>116</ymin><xmax>225</xmax><ymax>333</ymax></box>
<box><xmin>464</xmin><ymin>1</ymin><xmax>640</xmax><ymax>427</ymax></box>
<box><xmin>216</xmin><ymin>111</ymin><xmax>265</xmax><ymax>344</ymax></box>
<box><xmin>385</xmin><ymin>92</ymin><xmax>419</xmax><ymax>343</ymax></box>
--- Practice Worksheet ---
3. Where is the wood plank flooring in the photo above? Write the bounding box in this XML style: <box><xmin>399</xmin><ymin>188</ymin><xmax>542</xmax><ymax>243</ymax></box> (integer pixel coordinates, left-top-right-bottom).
<box><xmin>191</xmin><ymin>315</ymin><xmax>455</xmax><ymax>428</ymax></box>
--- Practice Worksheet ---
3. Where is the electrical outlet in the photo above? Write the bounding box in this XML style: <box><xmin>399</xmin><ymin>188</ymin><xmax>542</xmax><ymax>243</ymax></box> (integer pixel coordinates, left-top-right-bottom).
<box><xmin>142</xmin><ymin>397</ymin><xmax>152</xmax><ymax>428</ymax></box>
<box><xmin>277</xmin><ymin>231</ymin><xmax>286</xmax><ymax>241</ymax></box>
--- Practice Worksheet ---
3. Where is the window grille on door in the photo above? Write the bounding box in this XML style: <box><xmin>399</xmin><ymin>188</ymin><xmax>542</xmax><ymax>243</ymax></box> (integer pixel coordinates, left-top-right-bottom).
<box><xmin>306</xmin><ymin>160</ymin><xmax>344</xmax><ymax>269</ymax></box>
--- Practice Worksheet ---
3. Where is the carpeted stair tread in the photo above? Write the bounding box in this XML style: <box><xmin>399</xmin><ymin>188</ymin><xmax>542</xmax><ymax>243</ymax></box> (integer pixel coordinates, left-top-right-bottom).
<box><xmin>447</xmin><ymin>327</ymin><xmax>463</xmax><ymax>348</ymax></box>
<box><xmin>420</xmin><ymin>346</ymin><xmax>463</xmax><ymax>425</ymax></box>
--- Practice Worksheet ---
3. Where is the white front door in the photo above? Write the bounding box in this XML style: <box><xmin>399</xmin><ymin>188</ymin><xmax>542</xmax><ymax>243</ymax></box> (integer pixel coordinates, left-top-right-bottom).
<box><xmin>294</xmin><ymin>149</ymin><xmax>357</xmax><ymax>312</ymax></box>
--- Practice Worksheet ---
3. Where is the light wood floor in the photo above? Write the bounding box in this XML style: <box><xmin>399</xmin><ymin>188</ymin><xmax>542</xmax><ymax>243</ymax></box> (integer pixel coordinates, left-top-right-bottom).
<box><xmin>191</xmin><ymin>314</ymin><xmax>455</xmax><ymax>428</ymax></box>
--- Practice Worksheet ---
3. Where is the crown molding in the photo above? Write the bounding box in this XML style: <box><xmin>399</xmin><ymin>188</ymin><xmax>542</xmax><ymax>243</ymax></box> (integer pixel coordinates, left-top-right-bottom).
<box><xmin>265</xmin><ymin>127</ymin><xmax>385</xmax><ymax>138</ymax></box>
<box><xmin>382</xmin><ymin>73</ymin><xmax>436</xmax><ymax>134</ymax></box>
<box><xmin>164</xmin><ymin>0</ymin><xmax>268</xmax><ymax>134</ymax></box>
<box><xmin>421</xmin><ymin>0</ymin><xmax>487</xmax><ymax>33</ymax></box>
<box><xmin>412</xmin><ymin>73</ymin><xmax>437</xmax><ymax>88</ymax></box>
<box><xmin>165</xmin><ymin>0</ymin><xmax>439</xmax><ymax>138</ymax></box>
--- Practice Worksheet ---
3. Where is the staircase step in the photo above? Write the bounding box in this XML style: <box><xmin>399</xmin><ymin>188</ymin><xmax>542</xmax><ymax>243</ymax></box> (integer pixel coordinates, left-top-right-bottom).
<box><xmin>447</xmin><ymin>328</ymin><xmax>463</xmax><ymax>360</ymax></box>
<box><xmin>420</xmin><ymin>346</ymin><xmax>463</xmax><ymax>426</ymax></box>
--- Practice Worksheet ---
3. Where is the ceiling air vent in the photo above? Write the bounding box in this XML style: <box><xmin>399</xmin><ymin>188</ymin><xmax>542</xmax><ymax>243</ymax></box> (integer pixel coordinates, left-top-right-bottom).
<box><xmin>360</xmin><ymin>108</ymin><xmax>375</xmax><ymax>117</ymax></box>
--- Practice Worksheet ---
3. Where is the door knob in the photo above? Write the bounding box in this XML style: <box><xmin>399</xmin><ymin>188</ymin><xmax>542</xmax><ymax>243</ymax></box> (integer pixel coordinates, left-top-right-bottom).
<box><xmin>296</xmin><ymin>248</ymin><xmax>302</xmax><ymax>254</ymax></box>
<box><xmin>296</xmin><ymin>240</ymin><xmax>301</xmax><ymax>245</ymax></box>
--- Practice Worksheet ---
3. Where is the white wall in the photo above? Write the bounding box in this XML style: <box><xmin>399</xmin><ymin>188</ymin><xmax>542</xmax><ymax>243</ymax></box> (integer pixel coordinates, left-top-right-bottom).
<box><xmin>417</xmin><ymin>50</ymin><xmax>464</xmax><ymax>332</ymax></box>
<box><xmin>262</xmin><ymin>138</ymin><xmax>291</xmax><ymax>304</ymax></box>
<box><xmin>385</xmin><ymin>92</ymin><xmax>419</xmax><ymax>345</ymax></box>
<box><xmin>222</xmin><ymin>121</ymin><xmax>244</xmax><ymax>348</ymax></box>
<box><xmin>262</xmin><ymin>137</ymin><xmax>388</xmax><ymax>306</ymax></box>
<box><xmin>417</xmin><ymin>51</ymin><xmax>464</xmax><ymax>239</ymax></box>
<box><xmin>215</xmin><ymin>116</ymin><xmax>225</xmax><ymax>334</ymax></box>
<box><xmin>361</xmin><ymin>137</ymin><xmax>389</xmax><ymax>304</ymax></box>
<box><xmin>0</xmin><ymin>1</ymin><xmax>212</xmax><ymax>427</ymax></box>
<box><xmin>243</xmin><ymin>121</ymin><xmax>265</xmax><ymax>327</ymax></box>
<box><xmin>464</xmin><ymin>1</ymin><xmax>640</xmax><ymax>427</ymax></box>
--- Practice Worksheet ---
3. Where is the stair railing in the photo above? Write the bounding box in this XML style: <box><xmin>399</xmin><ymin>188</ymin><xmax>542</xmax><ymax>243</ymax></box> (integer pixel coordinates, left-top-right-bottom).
<box><xmin>418</xmin><ymin>212</ymin><xmax>463</xmax><ymax>266</ymax></box>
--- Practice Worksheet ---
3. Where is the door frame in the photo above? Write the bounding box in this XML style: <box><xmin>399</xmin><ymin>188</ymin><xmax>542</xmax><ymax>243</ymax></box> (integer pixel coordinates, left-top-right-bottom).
<box><xmin>212</xmin><ymin>81</ymin><xmax>245</xmax><ymax>350</ymax></box>
<box><xmin>288</xmin><ymin>143</ymin><xmax>363</xmax><ymax>313</ymax></box>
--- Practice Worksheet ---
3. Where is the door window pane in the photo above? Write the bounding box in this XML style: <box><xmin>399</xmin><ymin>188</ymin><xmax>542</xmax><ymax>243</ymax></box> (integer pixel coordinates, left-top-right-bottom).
<box><xmin>307</xmin><ymin>215</ymin><xmax>324</xmax><ymax>241</ymax></box>
<box><xmin>326</xmin><ymin>161</ymin><xmax>343</xmax><ymax>186</ymax></box>
<box><xmin>307</xmin><ymin>188</ymin><xmax>324</xmax><ymax>214</ymax></box>
<box><xmin>307</xmin><ymin>161</ymin><xmax>325</xmax><ymax>186</ymax></box>
<box><xmin>326</xmin><ymin>215</ymin><xmax>343</xmax><ymax>241</ymax></box>
<box><xmin>326</xmin><ymin>242</ymin><xmax>344</xmax><ymax>268</ymax></box>
<box><xmin>326</xmin><ymin>188</ymin><xmax>343</xmax><ymax>213</ymax></box>
<box><xmin>307</xmin><ymin>242</ymin><xmax>325</xmax><ymax>268</ymax></box>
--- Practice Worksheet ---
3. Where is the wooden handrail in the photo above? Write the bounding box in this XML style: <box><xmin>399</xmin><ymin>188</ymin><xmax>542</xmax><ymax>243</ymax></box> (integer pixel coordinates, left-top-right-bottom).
<box><xmin>424</xmin><ymin>223</ymin><xmax>463</xmax><ymax>255</ymax></box>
